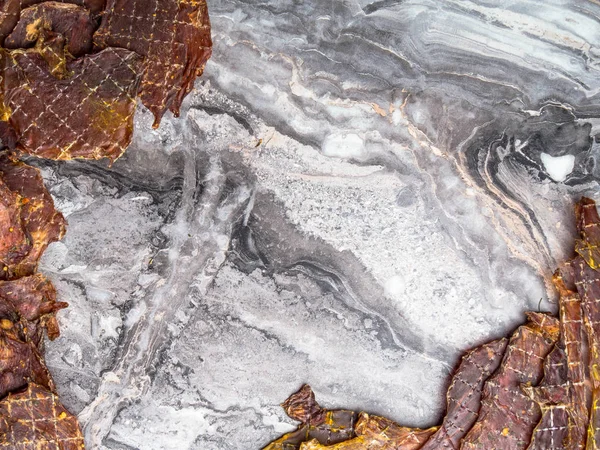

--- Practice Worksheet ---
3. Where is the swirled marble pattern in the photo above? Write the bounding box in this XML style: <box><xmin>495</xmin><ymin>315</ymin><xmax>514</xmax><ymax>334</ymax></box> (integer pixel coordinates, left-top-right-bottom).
<box><xmin>29</xmin><ymin>0</ymin><xmax>600</xmax><ymax>448</ymax></box>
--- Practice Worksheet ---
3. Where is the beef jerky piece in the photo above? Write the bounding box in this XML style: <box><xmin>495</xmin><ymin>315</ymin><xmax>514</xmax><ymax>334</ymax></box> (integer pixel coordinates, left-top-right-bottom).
<box><xmin>553</xmin><ymin>271</ymin><xmax>589</xmax><ymax>450</ymax></box>
<box><xmin>567</xmin><ymin>198</ymin><xmax>600</xmax><ymax>449</ymax></box>
<box><xmin>0</xmin><ymin>154</ymin><xmax>66</xmax><ymax>279</ymax></box>
<box><xmin>574</xmin><ymin>197</ymin><xmax>600</xmax><ymax>270</ymax></box>
<box><xmin>0</xmin><ymin>383</ymin><xmax>84</xmax><ymax>449</ymax></box>
<box><xmin>20</xmin><ymin>0</ymin><xmax>106</xmax><ymax>14</ymax></box>
<box><xmin>298</xmin><ymin>413</ymin><xmax>438</xmax><ymax>450</ymax></box>
<box><xmin>0</xmin><ymin>41</ymin><xmax>143</xmax><ymax>162</ymax></box>
<box><xmin>5</xmin><ymin>2</ymin><xmax>97</xmax><ymax>57</ymax></box>
<box><xmin>461</xmin><ymin>313</ymin><xmax>560</xmax><ymax>450</ymax></box>
<box><xmin>93</xmin><ymin>0</ymin><xmax>212</xmax><ymax>127</ymax></box>
<box><xmin>420</xmin><ymin>338</ymin><xmax>508</xmax><ymax>450</ymax></box>
<box><xmin>0</xmin><ymin>274</ymin><xmax>67</xmax><ymax>343</ymax></box>
<box><xmin>0</xmin><ymin>0</ymin><xmax>22</xmax><ymax>44</ymax></box>
<box><xmin>0</xmin><ymin>175</ymin><xmax>31</xmax><ymax>267</ymax></box>
<box><xmin>282</xmin><ymin>384</ymin><xmax>326</xmax><ymax>425</ymax></box>
<box><xmin>523</xmin><ymin>344</ymin><xmax>570</xmax><ymax>450</ymax></box>
<box><xmin>0</xmin><ymin>0</ymin><xmax>104</xmax><ymax>46</ymax></box>
<box><xmin>264</xmin><ymin>385</ymin><xmax>357</xmax><ymax>450</ymax></box>
<box><xmin>0</xmin><ymin>324</ymin><xmax>53</xmax><ymax>398</ymax></box>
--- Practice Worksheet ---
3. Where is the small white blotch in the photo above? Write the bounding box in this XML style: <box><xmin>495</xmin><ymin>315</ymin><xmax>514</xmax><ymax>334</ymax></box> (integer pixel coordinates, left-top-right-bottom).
<box><xmin>322</xmin><ymin>133</ymin><xmax>365</xmax><ymax>159</ymax></box>
<box><xmin>384</xmin><ymin>274</ymin><xmax>406</xmax><ymax>297</ymax></box>
<box><xmin>540</xmin><ymin>153</ymin><xmax>575</xmax><ymax>182</ymax></box>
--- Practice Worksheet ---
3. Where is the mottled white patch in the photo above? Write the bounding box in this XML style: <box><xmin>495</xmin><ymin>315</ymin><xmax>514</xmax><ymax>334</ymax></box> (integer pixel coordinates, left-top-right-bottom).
<box><xmin>540</xmin><ymin>153</ymin><xmax>575</xmax><ymax>182</ymax></box>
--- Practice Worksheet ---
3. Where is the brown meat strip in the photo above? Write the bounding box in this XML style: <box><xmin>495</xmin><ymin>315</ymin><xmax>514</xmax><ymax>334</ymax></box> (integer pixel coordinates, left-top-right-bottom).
<box><xmin>0</xmin><ymin>154</ymin><xmax>66</xmax><ymax>279</ymax></box>
<box><xmin>0</xmin><ymin>274</ymin><xmax>67</xmax><ymax>344</ymax></box>
<box><xmin>0</xmin><ymin>383</ymin><xmax>84</xmax><ymax>449</ymax></box>
<box><xmin>93</xmin><ymin>0</ymin><xmax>212</xmax><ymax>126</ymax></box>
<box><xmin>568</xmin><ymin>198</ymin><xmax>600</xmax><ymax>449</ymax></box>
<box><xmin>299</xmin><ymin>413</ymin><xmax>438</xmax><ymax>450</ymax></box>
<box><xmin>523</xmin><ymin>344</ymin><xmax>569</xmax><ymax>450</ymax></box>
<box><xmin>263</xmin><ymin>385</ymin><xmax>357</xmax><ymax>450</ymax></box>
<box><xmin>0</xmin><ymin>324</ymin><xmax>54</xmax><ymax>399</ymax></box>
<box><xmin>0</xmin><ymin>0</ymin><xmax>104</xmax><ymax>45</ymax></box>
<box><xmin>5</xmin><ymin>2</ymin><xmax>97</xmax><ymax>57</ymax></box>
<box><xmin>460</xmin><ymin>313</ymin><xmax>560</xmax><ymax>450</ymax></box>
<box><xmin>0</xmin><ymin>174</ymin><xmax>30</xmax><ymax>267</ymax></box>
<box><xmin>554</xmin><ymin>271</ymin><xmax>589</xmax><ymax>449</ymax></box>
<box><xmin>420</xmin><ymin>338</ymin><xmax>508</xmax><ymax>450</ymax></box>
<box><xmin>0</xmin><ymin>39</ymin><xmax>143</xmax><ymax>162</ymax></box>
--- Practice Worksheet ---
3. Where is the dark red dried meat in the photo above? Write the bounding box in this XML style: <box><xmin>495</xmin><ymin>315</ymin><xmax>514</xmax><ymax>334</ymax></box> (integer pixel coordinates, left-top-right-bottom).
<box><xmin>460</xmin><ymin>313</ymin><xmax>559</xmax><ymax>449</ymax></box>
<box><xmin>5</xmin><ymin>2</ymin><xmax>97</xmax><ymax>57</ymax></box>
<box><xmin>301</xmin><ymin>414</ymin><xmax>437</xmax><ymax>450</ymax></box>
<box><xmin>0</xmin><ymin>0</ymin><xmax>104</xmax><ymax>46</ymax></box>
<box><xmin>0</xmin><ymin>383</ymin><xmax>84</xmax><ymax>449</ymax></box>
<box><xmin>567</xmin><ymin>197</ymin><xmax>600</xmax><ymax>449</ymax></box>
<box><xmin>0</xmin><ymin>323</ymin><xmax>54</xmax><ymax>398</ymax></box>
<box><xmin>93</xmin><ymin>0</ymin><xmax>212</xmax><ymax>126</ymax></box>
<box><xmin>264</xmin><ymin>385</ymin><xmax>357</xmax><ymax>450</ymax></box>
<box><xmin>0</xmin><ymin>42</ymin><xmax>143</xmax><ymax>161</ymax></box>
<box><xmin>0</xmin><ymin>274</ymin><xmax>68</xmax><ymax>343</ymax></box>
<box><xmin>420</xmin><ymin>338</ymin><xmax>508</xmax><ymax>450</ymax></box>
<box><xmin>0</xmin><ymin>154</ymin><xmax>66</xmax><ymax>279</ymax></box>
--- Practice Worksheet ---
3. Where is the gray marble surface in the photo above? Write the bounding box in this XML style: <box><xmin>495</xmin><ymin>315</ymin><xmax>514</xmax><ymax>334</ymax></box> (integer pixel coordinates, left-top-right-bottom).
<box><xmin>30</xmin><ymin>0</ymin><xmax>600</xmax><ymax>448</ymax></box>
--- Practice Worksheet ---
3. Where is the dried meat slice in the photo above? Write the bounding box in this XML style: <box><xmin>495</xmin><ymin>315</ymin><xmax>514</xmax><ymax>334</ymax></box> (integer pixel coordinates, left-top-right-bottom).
<box><xmin>0</xmin><ymin>383</ymin><xmax>84</xmax><ymax>449</ymax></box>
<box><xmin>552</xmin><ymin>271</ymin><xmax>589</xmax><ymax>450</ymax></box>
<box><xmin>568</xmin><ymin>198</ymin><xmax>600</xmax><ymax>449</ymax></box>
<box><xmin>298</xmin><ymin>413</ymin><xmax>438</xmax><ymax>450</ymax></box>
<box><xmin>5</xmin><ymin>2</ymin><xmax>97</xmax><ymax>57</ymax></box>
<box><xmin>523</xmin><ymin>344</ymin><xmax>570</xmax><ymax>450</ymax></box>
<box><xmin>0</xmin><ymin>174</ymin><xmax>30</xmax><ymax>267</ymax></box>
<box><xmin>264</xmin><ymin>385</ymin><xmax>357</xmax><ymax>450</ymax></box>
<box><xmin>93</xmin><ymin>0</ymin><xmax>212</xmax><ymax>127</ymax></box>
<box><xmin>20</xmin><ymin>0</ymin><xmax>105</xmax><ymax>14</ymax></box>
<box><xmin>0</xmin><ymin>154</ymin><xmax>66</xmax><ymax>279</ymax></box>
<box><xmin>0</xmin><ymin>41</ymin><xmax>143</xmax><ymax>162</ymax></box>
<box><xmin>0</xmin><ymin>0</ymin><xmax>104</xmax><ymax>46</ymax></box>
<box><xmin>460</xmin><ymin>313</ymin><xmax>560</xmax><ymax>450</ymax></box>
<box><xmin>0</xmin><ymin>325</ymin><xmax>54</xmax><ymax>398</ymax></box>
<box><xmin>420</xmin><ymin>338</ymin><xmax>508</xmax><ymax>450</ymax></box>
<box><xmin>0</xmin><ymin>274</ymin><xmax>67</xmax><ymax>343</ymax></box>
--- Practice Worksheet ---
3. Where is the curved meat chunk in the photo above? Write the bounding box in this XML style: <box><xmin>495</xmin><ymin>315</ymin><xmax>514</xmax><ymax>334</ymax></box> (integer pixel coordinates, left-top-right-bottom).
<box><xmin>0</xmin><ymin>274</ymin><xmax>68</xmax><ymax>343</ymax></box>
<box><xmin>0</xmin><ymin>42</ymin><xmax>143</xmax><ymax>162</ymax></box>
<box><xmin>420</xmin><ymin>338</ymin><xmax>508</xmax><ymax>450</ymax></box>
<box><xmin>0</xmin><ymin>324</ymin><xmax>54</xmax><ymax>398</ymax></box>
<box><xmin>0</xmin><ymin>154</ymin><xmax>66</xmax><ymax>279</ymax></box>
<box><xmin>0</xmin><ymin>383</ymin><xmax>84</xmax><ymax>449</ymax></box>
<box><xmin>93</xmin><ymin>0</ymin><xmax>212</xmax><ymax>127</ymax></box>
<box><xmin>5</xmin><ymin>2</ymin><xmax>97</xmax><ymax>57</ymax></box>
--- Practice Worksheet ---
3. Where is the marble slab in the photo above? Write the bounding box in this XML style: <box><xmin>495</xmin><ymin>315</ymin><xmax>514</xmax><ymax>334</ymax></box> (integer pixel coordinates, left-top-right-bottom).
<box><xmin>30</xmin><ymin>0</ymin><xmax>600</xmax><ymax>448</ymax></box>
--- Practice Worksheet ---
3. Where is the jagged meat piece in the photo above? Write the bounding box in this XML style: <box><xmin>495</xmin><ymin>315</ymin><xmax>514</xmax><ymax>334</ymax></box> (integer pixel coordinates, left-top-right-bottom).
<box><xmin>568</xmin><ymin>198</ymin><xmax>600</xmax><ymax>449</ymax></box>
<box><xmin>551</xmin><ymin>271</ymin><xmax>590</xmax><ymax>450</ymax></box>
<box><xmin>0</xmin><ymin>173</ymin><xmax>31</xmax><ymax>268</ymax></box>
<box><xmin>0</xmin><ymin>39</ymin><xmax>143</xmax><ymax>161</ymax></box>
<box><xmin>5</xmin><ymin>2</ymin><xmax>97</xmax><ymax>57</ymax></box>
<box><xmin>93</xmin><ymin>0</ymin><xmax>212</xmax><ymax>126</ymax></box>
<box><xmin>21</xmin><ymin>0</ymin><xmax>105</xmax><ymax>14</ymax></box>
<box><xmin>0</xmin><ymin>323</ymin><xmax>54</xmax><ymax>398</ymax></box>
<box><xmin>0</xmin><ymin>0</ymin><xmax>104</xmax><ymax>46</ymax></box>
<box><xmin>299</xmin><ymin>413</ymin><xmax>438</xmax><ymax>450</ymax></box>
<box><xmin>264</xmin><ymin>385</ymin><xmax>357</xmax><ymax>450</ymax></box>
<box><xmin>0</xmin><ymin>383</ymin><xmax>84</xmax><ymax>449</ymax></box>
<box><xmin>0</xmin><ymin>154</ymin><xmax>66</xmax><ymax>279</ymax></box>
<box><xmin>420</xmin><ymin>338</ymin><xmax>508</xmax><ymax>450</ymax></box>
<box><xmin>0</xmin><ymin>274</ymin><xmax>68</xmax><ymax>343</ymax></box>
<box><xmin>460</xmin><ymin>313</ymin><xmax>560</xmax><ymax>449</ymax></box>
<box><xmin>523</xmin><ymin>344</ymin><xmax>569</xmax><ymax>450</ymax></box>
